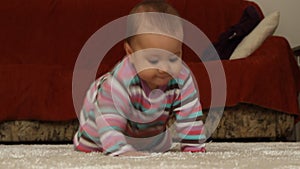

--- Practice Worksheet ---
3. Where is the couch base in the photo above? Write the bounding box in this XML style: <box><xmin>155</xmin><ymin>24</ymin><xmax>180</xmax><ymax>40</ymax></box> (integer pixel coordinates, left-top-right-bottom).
<box><xmin>208</xmin><ymin>104</ymin><xmax>294</xmax><ymax>140</ymax></box>
<box><xmin>0</xmin><ymin>104</ymin><xmax>295</xmax><ymax>143</ymax></box>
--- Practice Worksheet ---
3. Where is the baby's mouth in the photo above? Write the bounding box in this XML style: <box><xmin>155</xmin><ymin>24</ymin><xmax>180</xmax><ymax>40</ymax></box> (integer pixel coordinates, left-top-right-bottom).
<box><xmin>156</xmin><ymin>75</ymin><xmax>172</xmax><ymax>83</ymax></box>
<box><xmin>156</xmin><ymin>74</ymin><xmax>171</xmax><ymax>79</ymax></box>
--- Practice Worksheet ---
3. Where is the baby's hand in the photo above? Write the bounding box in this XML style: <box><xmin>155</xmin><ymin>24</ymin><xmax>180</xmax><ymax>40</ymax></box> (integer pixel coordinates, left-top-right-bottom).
<box><xmin>181</xmin><ymin>145</ymin><xmax>206</xmax><ymax>153</ymax></box>
<box><xmin>119</xmin><ymin>151</ymin><xmax>150</xmax><ymax>156</ymax></box>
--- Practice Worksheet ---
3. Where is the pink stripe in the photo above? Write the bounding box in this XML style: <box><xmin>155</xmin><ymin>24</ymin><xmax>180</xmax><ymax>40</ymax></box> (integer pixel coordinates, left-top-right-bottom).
<box><xmin>102</xmin><ymin>134</ymin><xmax>125</xmax><ymax>149</ymax></box>
<box><xmin>130</xmin><ymin>96</ymin><xmax>169</xmax><ymax>110</ymax></box>
<box><xmin>177</xmin><ymin>105</ymin><xmax>201</xmax><ymax>117</ymax></box>
<box><xmin>182</xmin><ymin>146</ymin><xmax>206</xmax><ymax>153</ymax></box>
<box><xmin>75</xmin><ymin>144</ymin><xmax>102</xmax><ymax>153</ymax></box>
<box><xmin>96</xmin><ymin>116</ymin><xmax>126</xmax><ymax>129</ymax></box>
<box><xmin>117</xmin><ymin>58</ymin><xmax>135</xmax><ymax>80</ymax></box>
<box><xmin>82</xmin><ymin>124</ymin><xmax>99</xmax><ymax>137</ymax></box>
<box><xmin>83</xmin><ymin>98</ymin><xmax>95</xmax><ymax>112</ymax></box>
<box><xmin>180</xmin><ymin>126</ymin><xmax>204</xmax><ymax>135</ymax></box>
<box><xmin>181</xmin><ymin>84</ymin><xmax>194</xmax><ymax>98</ymax></box>
<box><xmin>73</xmin><ymin>135</ymin><xmax>102</xmax><ymax>153</ymax></box>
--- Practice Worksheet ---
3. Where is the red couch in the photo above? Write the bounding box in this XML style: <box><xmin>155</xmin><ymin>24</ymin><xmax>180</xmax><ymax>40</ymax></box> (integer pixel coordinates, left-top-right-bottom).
<box><xmin>1</xmin><ymin>0</ymin><xmax>299</xmax><ymax>141</ymax></box>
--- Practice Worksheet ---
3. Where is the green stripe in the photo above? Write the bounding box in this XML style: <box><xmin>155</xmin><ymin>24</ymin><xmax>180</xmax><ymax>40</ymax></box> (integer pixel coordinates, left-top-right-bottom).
<box><xmin>174</xmin><ymin>78</ymin><xmax>184</xmax><ymax>86</ymax></box>
<box><xmin>99</xmin><ymin>107</ymin><xmax>116</xmax><ymax>113</ymax></box>
<box><xmin>79</xmin><ymin>130</ymin><xmax>99</xmax><ymax>142</ymax></box>
<box><xmin>176</xmin><ymin>111</ymin><xmax>203</xmax><ymax>120</ymax></box>
<box><xmin>105</xmin><ymin>142</ymin><xmax>125</xmax><ymax>153</ymax></box>
<box><xmin>168</xmin><ymin>79</ymin><xmax>178</xmax><ymax>85</ymax></box>
<box><xmin>82</xmin><ymin>109</ymin><xmax>96</xmax><ymax>120</ymax></box>
<box><xmin>131</xmin><ymin>76</ymin><xmax>140</xmax><ymax>84</ymax></box>
<box><xmin>112</xmin><ymin>61</ymin><xmax>122</xmax><ymax>74</ymax></box>
<box><xmin>132</xmin><ymin>103</ymin><xmax>172</xmax><ymax>114</ymax></box>
<box><xmin>147</xmin><ymin>133</ymin><xmax>165</xmax><ymax>148</ymax></box>
<box><xmin>181</xmin><ymin>90</ymin><xmax>197</xmax><ymax>102</ymax></box>
<box><xmin>88</xmin><ymin>111</ymin><xmax>95</xmax><ymax>119</ymax></box>
<box><xmin>98</xmin><ymin>126</ymin><xmax>122</xmax><ymax>135</ymax></box>
<box><xmin>173</xmin><ymin>100</ymin><xmax>181</xmax><ymax>107</ymax></box>
<box><xmin>134</xmin><ymin>121</ymin><xmax>164</xmax><ymax>130</ymax></box>
<box><xmin>178</xmin><ymin>134</ymin><xmax>206</xmax><ymax>140</ymax></box>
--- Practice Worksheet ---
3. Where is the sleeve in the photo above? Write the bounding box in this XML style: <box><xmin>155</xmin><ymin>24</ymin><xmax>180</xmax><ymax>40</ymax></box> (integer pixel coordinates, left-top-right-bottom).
<box><xmin>173</xmin><ymin>73</ymin><xmax>206</xmax><ymax>153</ymax></box>
<box><xmin>94</xmin><ymin>76</ymin><xmax>136</xmax><ymax>156</ymax></box>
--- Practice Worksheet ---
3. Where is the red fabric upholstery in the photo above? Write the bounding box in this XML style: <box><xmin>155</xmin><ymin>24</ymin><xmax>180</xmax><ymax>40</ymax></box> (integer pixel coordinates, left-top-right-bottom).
<box><xmin>0</xmin><ymin>0</ymin><xmax>299</xmax><ymax>122</ymax></box>
<box><xmin>188</xmin><ymin>36</ymin><xmax>300</xmax><ymax>117</ymax></box>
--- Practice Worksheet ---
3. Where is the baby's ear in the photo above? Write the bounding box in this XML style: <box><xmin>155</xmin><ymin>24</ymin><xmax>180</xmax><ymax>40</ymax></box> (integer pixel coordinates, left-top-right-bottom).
<box><xmin>124</xmin><ymin>41</ymin><xmax>134</xmax><ymax>62</ymax></box>
<box><xmin>124</xmin><ymin>41</ymin><xmax>133</xmax><ymax>56</ymax></box>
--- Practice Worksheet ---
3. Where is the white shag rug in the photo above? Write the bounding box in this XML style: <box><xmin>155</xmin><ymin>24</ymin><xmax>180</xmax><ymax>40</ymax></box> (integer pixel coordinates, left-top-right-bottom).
<box><xmin>0</xmin><ymin>142</ymin><xmax>299</xmax><ymax>169</ymax></box>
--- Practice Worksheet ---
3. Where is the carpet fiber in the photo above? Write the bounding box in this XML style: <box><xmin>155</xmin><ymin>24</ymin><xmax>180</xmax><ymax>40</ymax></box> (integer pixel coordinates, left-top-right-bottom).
<box><xmin>0</xmin><ymin>142</ymin><xmax>299</xmax><ymax>169</ymax></box>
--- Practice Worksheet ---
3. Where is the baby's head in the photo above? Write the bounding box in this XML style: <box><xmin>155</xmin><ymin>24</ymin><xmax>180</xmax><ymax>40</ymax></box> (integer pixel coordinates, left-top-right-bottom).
<box><xmin>124</xmin><ymin>0</ymin><xmax>183</xmax><ymax>89</ymax></box>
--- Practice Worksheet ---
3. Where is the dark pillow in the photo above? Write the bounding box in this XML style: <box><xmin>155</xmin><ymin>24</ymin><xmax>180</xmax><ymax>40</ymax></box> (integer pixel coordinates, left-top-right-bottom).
<box><xmin>202</xmin><ymin>6</ymin><xmax>262</xmax><ymax>61</ymax></box>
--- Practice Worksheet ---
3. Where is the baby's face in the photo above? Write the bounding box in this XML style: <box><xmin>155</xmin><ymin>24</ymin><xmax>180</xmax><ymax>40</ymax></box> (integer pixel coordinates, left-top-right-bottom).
<box><xmin>125</xmin><ymin>34</ymin><xmax>182</xmax><ymax>89</ymax></box>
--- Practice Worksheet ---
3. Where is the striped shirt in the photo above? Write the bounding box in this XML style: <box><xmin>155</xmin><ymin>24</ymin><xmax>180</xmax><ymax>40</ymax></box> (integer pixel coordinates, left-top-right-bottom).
<box><xmin>74</xmin><ymin>57</ymin><xmax>206</xmax><ymax>156</ymax></box>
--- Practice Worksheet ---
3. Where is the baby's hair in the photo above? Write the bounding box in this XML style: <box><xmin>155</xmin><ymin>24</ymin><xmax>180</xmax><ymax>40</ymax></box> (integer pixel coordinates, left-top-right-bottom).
<box><xmin>129</xmin><ymin>0</ymin><xmax>180</xmax><ymax>16</ymax></box>
<box><xmin>126</xmin><ymin>0</ymin><xmax>183</xmax><ymax>44</ymax></box>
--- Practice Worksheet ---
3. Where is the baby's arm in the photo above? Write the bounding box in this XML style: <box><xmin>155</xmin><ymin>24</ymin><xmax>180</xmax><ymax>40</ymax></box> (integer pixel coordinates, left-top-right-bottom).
<box><xmin>80</xmin><ymin>77</ymin><xmax>144</xmax><ymax>156</ymax></box>
<box><xmin>97</xmin><ymin>113</ymin><xmax>151</xmax><ymax>156</ymax></box>
<box><xmin>96</xmin><ymin>76</ymin><xmax>153</xmax><ymax>156</ymax></box>
<box><xmin>119</xmin><ymin>151</ymin><xmax>150</xmax><ymax>156</ymax></box>
<box><xmin>173</xmin><ymin>74</ymin><xmax>206</xmax><ymax>153</ymax></box>
<box><xmin>96</xmin><ymin>107</ymin><xmax>139</xmax><ymax>156</ymax></box>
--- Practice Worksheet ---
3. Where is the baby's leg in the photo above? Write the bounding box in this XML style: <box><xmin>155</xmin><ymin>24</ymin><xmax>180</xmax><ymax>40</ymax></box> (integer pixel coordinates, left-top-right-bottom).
<box><xmin>73</xmin><ymin>126</ymin><xmax>102</xmax><ymax>153</ymax></box>
<box><xmin>125</xmin><ymin>129</ymin><xmax>172</xmax><ymax>153</ymax></box>
<box><xmin>73</xmin><ymin>107</ymin><xmax>102</xmax><ymax>152</ymax></box>
<box><xmin>73</xmin><ymin>78</ymin><xmax>105</xmax><ymax>153</ymax></box>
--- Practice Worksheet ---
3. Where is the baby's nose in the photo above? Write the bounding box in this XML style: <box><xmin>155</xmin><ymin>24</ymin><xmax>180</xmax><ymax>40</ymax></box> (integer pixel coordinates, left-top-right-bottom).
<box><xmin>157</xmin><ymin>63</ymin><xmax>171</xmax><ymax>73</ymax></box>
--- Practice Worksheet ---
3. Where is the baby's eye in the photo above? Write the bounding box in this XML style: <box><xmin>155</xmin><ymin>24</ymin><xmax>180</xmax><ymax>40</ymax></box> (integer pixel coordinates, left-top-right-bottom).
<box><xmin>148</xmin><ymin>59</ymin><xmax>159</xmax><ymax>64</ymax></box>
<box><xmin>169</xmin><ymin>57</ymin><xmax>179</xmax><ymax>63</ymax></box>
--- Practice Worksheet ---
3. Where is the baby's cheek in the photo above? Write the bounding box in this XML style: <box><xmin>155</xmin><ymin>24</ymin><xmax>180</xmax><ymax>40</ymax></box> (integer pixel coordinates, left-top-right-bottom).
<box><xmin>137</xmin><ymin>69</ymin><xmax>157</xmax><ymax>79</ymax></box>
<box><xmin>137</xmin><ymin>62</ymin><xmax>155</xmax><ymax>72</ymax></box>
<box><xmin>171</xmin><ymin>63</ymin><xmax>182</xmax><ymax>76</ymax></box>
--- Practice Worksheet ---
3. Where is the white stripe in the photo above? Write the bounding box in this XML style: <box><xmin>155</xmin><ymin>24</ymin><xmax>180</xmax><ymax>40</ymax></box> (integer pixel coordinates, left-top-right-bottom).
<box><xmin>95</xmin><ymin>113</ymin><xmax>126</xmax><ymax>126</ymax></box>
<box><xmin>130</xmin><ymin>84</ymin><xmax>180</xmax><ymax>104</ymax></box>
<box><xmin>79</xmin><ymin>138</ymin><xmax>100</xmax><ymax>149</ymax></box>
<box><xmin>75</xmin><ymin>132</ymin><xmax>100</xmax><ymax>149</ymax></box>
<box><xmin>128</xmin><ymin>109</ymin><xmax>169</xmax><ymax>123</ymax></box>
<box><xmin>85</xmin><ymin>118</ymin><xmax>97</xmax><ymax>129</ymax></box>
<box><xmin>181</xmin><ymin>143</ymin><xmax>205</xmax><ymax>148</ymax></box>
<box><xmin>86</xmin><ymin>82</ymin><xmax>98</xmax><ymax>103</ymax></box>
<box><xmin>79</xmin><ymin>110</ymin><xmax>86</xmax><ymax>125</ymax></box>
<box><xmin>175</xmin><ymin>120</ymin><xmax>203</xmax><ymax>129</ymax></box>
<box><xmin>109</xmin><ymin>76</ymin><xmax>130</xmax><ymax>102</ymax></box>
<box><xmin>151</xmin><ymin>130</ymin><xmax>172</xmax><ymax>152</ymax></box>
<box><xmin>174</xmin><ymin>97</ymin><xmax>198</xmax><ymax>111</ymax></box>
<box><xmin>109</xmin><ymin>145</ymin><xmax>136</xmax><ymax>156</ymax></box>
<box><xmin>100</xmin><ymin>130</ymin><xmax>125</xmax><ymax>144</ymax></box>
<box><xmin>181</xmin><ymin>75</ymin><xmax>193</xmax><ymax>91</ymax></box>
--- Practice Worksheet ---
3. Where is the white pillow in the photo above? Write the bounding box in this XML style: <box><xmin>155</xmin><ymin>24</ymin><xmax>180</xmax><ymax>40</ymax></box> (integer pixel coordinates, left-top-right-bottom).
<box><xmin>229</xmin><ymin>11</ymin><xmax>280</xmax><ymax>60</ymax></box>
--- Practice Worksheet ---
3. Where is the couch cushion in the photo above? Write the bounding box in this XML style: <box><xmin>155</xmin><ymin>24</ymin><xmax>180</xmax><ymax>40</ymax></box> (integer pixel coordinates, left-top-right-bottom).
<box><xmin>172</xmin><ymin>0</ymin><xmax>263</xmax><ymax>62</ymax></box>
<box><xmin>230</xmin><ymin>11</ymin><xmax>280</xmax><ymax>60</ymax></box>
<box><xmin>0</xmin><ymin>65</ymin><xmax>73</xmax><ymax>121</ymax></box>
<box><xmin>0</xmin><ymin>0</ymin><xmax>140</xmax><ymax>66</ymax></box>
<box><xmin>202</xmin><ymin>6</ymin><xmax>262</xmax><ymax>61</ymax></box>
<box><xmin>0</xmin><ymin>0</ymin><xmax>262</xmax><ymax>65</ymax></box>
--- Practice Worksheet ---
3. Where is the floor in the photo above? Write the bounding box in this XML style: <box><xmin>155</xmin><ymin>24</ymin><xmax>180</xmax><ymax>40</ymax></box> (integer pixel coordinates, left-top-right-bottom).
<box><xmin>0</xmin><ymin>142</ymin><xmax>299</xmax><ymax>169</ymax></box>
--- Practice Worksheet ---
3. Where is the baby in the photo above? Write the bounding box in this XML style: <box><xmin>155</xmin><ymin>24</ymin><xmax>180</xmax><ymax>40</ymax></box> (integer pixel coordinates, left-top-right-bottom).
<box><xmin>73</xmin><ymin>0</ymin><xmax>206</xmax><ymax>156</ymax></box>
